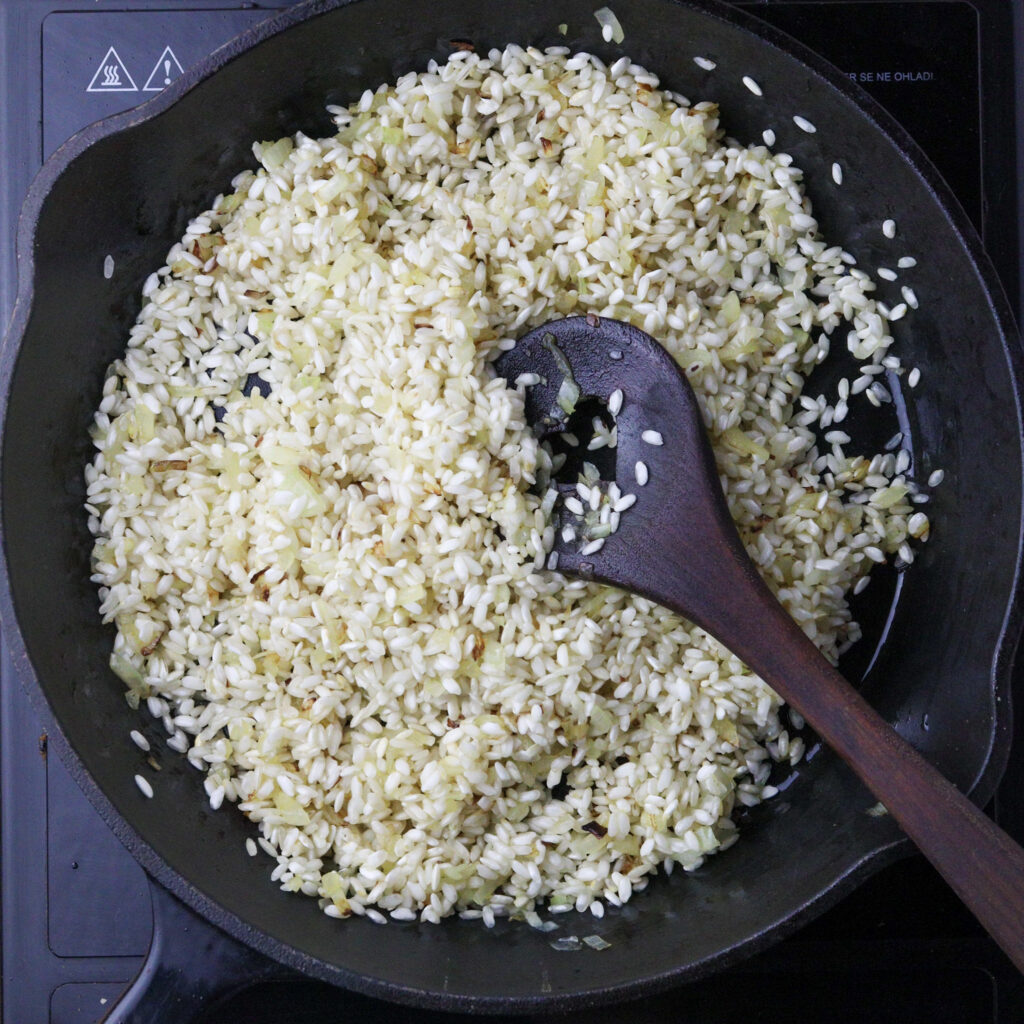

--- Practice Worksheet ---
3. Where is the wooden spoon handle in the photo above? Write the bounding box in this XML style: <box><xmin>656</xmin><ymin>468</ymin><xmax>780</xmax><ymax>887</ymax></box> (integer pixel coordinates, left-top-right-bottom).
<box><xmin>590</xmin><ymin>499</ymin><xmax>1024</xmax><ymax>966</ymax></box>
<box><xmin>618</xmin><ymin>492</ymin><xmax>1024</xmax><ymax>968</ymax></box>
<box><xmin>721</xmin><ymin>592</ymin><xmax>1024</xmax><ymax>973</ymax></box>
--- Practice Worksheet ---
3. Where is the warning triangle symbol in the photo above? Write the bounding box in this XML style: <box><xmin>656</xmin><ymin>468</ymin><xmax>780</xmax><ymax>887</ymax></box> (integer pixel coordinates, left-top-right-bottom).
<box><xmin>143</xmin><ymin>47</ymin><xmax>185</xmax><ymax>92</ymax></box>
<box><xmin>86</xmin><ymin>46</ymin><xmax>138</xmax><ymax>93</ymax></box>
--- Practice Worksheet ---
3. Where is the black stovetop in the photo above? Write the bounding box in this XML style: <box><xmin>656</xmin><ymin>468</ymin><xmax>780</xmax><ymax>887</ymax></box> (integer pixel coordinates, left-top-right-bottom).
<box><xmin>2</xmin><ymin>2</ymin><xmax>1023</xmax><ymax>1022</ymax></box>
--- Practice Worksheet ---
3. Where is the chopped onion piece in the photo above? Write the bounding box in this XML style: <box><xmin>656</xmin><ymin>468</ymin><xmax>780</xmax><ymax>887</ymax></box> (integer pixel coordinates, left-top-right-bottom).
<box><xmin>557</xmin><ymin>377</ymin><xmax>581</xmax><ymax>415</ymax></box>
<box><xmin>594</xmin><ymin>7</ymin><xmax>624</xmax><ymax>44</ymax></box>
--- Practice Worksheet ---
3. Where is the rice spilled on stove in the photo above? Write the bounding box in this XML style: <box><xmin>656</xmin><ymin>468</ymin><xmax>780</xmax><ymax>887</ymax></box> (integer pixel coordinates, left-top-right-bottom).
<box><xmin>85</xmin><ymin>46</ymin><xmax>928</xmax><ymax>926</ymax></box>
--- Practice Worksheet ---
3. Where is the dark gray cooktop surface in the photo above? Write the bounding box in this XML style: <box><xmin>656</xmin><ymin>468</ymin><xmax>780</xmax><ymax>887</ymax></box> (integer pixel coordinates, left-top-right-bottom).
<box><xmin>1</xmin><ymin>2</ymin><xmax>1022</xmax><ymax>1021</ymax></box>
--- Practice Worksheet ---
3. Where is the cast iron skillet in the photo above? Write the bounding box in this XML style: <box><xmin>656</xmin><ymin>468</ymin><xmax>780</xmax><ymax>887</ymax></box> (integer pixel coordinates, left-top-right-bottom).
<box><xmin>1</xmin><ymin>0</ymin><xmax>1022</xmax><ymax>1018</ymax></box>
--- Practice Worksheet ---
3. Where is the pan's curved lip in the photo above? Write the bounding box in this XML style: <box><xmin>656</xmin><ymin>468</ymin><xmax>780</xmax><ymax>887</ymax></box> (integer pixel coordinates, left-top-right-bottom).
<box><xmin>0</xmin><ymin>0</ymin><xmax>1021</xmax><ymax>1010</ymax></box>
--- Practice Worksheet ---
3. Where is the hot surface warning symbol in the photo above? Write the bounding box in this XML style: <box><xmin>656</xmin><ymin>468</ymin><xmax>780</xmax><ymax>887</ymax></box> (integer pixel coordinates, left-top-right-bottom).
<box><xmin>143</xmin><ymin>47</ymin><xmax>185</xmax><ymax>92</ymax></box>
<box><xmin>86</xmin><ymin>46</ymin><xmax>138</xmax><ymax>93</ymax></box>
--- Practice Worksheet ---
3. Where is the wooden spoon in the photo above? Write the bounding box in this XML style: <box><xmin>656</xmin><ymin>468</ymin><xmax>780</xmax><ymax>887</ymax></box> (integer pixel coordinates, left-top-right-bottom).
<box><xmin>495</xmin><ymin>313</ymin><xmax>1024</xmax><ymax>972</ymax></box>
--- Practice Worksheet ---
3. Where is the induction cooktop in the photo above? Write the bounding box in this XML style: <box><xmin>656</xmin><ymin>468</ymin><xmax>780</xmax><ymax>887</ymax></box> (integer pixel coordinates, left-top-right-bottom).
<box><xmin>2</xmin><ymin>2</ymin><xmax>1023</xmax><ymax>1022</ymax></box>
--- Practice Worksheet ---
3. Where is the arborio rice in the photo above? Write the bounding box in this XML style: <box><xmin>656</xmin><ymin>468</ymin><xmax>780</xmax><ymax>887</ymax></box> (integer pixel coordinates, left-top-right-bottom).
<box><xmin>86</xmin><ymin>46</ymin><xmax>928</xmax><ymax>926</ymax></box>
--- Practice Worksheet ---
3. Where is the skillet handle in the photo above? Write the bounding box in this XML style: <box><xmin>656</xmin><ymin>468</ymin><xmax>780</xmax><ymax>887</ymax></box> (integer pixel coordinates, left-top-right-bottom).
<box><xmin>102</xmin><ymin>877</ymin><xmax>293</xmax><ymax>1024</ymax></box>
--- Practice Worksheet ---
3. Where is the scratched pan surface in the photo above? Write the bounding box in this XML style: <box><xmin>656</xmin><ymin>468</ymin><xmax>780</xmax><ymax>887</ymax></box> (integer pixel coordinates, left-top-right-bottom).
<box><xmin>1</xmin><ymin>0</ymin><xmax>1022</xmax><ymax>1012</ymax></box>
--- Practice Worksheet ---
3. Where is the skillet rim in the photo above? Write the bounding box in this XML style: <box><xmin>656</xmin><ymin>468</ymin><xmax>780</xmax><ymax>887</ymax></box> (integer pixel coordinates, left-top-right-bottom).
<box><xmin>1</xmin><ymin>0</ymin><xmax>1022</xmax><ymax>1010</ymax></box>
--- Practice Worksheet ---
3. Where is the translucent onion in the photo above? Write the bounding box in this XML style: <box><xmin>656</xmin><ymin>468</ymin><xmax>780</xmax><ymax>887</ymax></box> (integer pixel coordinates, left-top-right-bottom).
<box><xmin>593</xmin><ymin>7</ymin><xmax>625</xmax><ymax>43</ymax></box>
